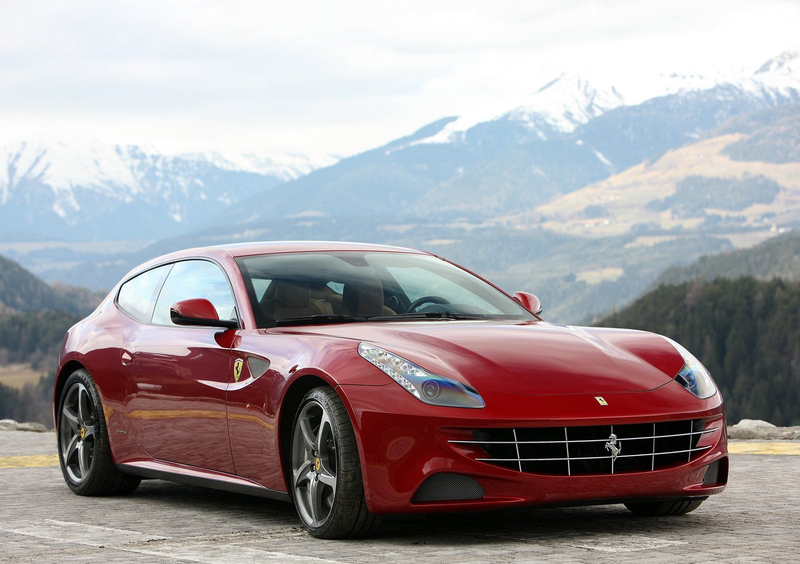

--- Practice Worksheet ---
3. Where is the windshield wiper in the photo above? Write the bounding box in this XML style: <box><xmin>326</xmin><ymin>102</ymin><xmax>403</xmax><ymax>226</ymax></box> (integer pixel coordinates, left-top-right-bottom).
<box><xmin>275</xmin><ymin>311</ymin><xmax>494</xmax><ymax>326</ymax></box>
<box><xmin>367</xmin><ymin>312</ymin><xmax>489</xmax><ymax>321</ymax></box>
<box><xmin>275</xmin><ymin>314</ymin><xmax>367</xmax><ymax>326</ymax></box>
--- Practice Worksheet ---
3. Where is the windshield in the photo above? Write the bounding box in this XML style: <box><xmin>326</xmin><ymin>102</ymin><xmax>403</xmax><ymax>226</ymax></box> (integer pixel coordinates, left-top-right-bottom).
<box><xmin>235</xmin><ymin>251</ymin><xmax>534</xmax><ymax>328</ymax></box>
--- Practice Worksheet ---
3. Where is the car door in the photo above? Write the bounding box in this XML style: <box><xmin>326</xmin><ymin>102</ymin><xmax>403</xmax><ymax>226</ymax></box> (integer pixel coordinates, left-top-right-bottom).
<box><xmin>122</xmin><ymin>259</ymin><xmax>239</xmax><ymax>474</ymax></box>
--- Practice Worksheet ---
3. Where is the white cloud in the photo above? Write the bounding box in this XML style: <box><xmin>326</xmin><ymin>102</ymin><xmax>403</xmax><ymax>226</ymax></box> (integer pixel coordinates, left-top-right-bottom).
<box><xmin>1</xmin><ymin>0</ymin><xmax>799</xmax><ymax>156</ymax></box>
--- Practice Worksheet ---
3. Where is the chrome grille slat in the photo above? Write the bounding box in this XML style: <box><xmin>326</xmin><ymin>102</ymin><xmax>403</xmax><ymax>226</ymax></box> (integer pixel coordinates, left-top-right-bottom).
<box><xmin>448</xmin><ymin>426</ymin><xmax>720</xmax><ymax>445</ymax></box>
<box><xmin>512</xmin><ymin>428</ymin><xmax>522</xmax><ymax>472</ymax></box>
<box><xmin>651</xmin><ymin>423</ymin><xmax>656</xmax><ymax>472</ymax></box>
<box><xmin>455</xmin><ymin>419</ymin><xmax>711</xmax><ymax>476</ymax></box>
<box><xmin>475</xmin><ymin>444</ymin><xmax>712</xmax><ymax>462</ymax></box>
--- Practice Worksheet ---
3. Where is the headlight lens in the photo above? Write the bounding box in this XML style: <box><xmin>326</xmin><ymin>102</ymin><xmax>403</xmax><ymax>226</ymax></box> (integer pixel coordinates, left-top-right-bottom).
<box><xmin>358</xmin><ymin>342</ymin><xmax>485</xmax><ymax>408</ymax></box>
<box><xmin>663</xmin><ymin>337</ymin><xmax>717</xmax><ymax>399</ymax></box>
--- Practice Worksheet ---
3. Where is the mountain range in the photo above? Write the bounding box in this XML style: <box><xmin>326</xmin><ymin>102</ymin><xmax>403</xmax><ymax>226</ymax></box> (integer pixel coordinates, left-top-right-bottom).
<box><xmin>0</xmin><ymin>141</ymin><xmax>336</xmax><ymax>241</ymax></box>
<box><xmin>213</xmin><ymin>50</ymin><xmax>800</xmax><ymax>224</ymax></box>
<box><xmin>3</xmin><ymin>50</ymin><xmax>800</xmax><ymax>323</ymax></box>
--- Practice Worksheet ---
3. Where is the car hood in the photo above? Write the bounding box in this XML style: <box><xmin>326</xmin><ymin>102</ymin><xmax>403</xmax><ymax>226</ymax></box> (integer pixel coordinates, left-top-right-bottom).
<box><xmin>280</xmin><ymin>320</ymin><xmax>685</xmax><ymax>395</ymax></box>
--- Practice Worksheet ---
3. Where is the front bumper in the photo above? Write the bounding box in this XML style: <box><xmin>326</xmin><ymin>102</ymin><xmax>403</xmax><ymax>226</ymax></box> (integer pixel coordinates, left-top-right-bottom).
<box><xmin>338</xmin><ymin>381</ymin><xmax>728</xmax><ymax>514</ymax></box>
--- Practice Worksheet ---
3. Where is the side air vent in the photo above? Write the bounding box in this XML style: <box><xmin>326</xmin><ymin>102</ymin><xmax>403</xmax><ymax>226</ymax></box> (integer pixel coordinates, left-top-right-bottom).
<box><xmin>411</xmin><ymin>473</ymin><xmax>485</xmax><ymax>503</ymax></box>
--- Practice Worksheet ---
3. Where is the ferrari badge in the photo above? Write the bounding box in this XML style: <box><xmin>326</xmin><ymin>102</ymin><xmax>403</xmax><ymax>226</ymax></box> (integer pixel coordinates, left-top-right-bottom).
<box><xmin>233</xmin><ymin>358</ymin><xmax>244</xmax><ymax>382</ymax></box>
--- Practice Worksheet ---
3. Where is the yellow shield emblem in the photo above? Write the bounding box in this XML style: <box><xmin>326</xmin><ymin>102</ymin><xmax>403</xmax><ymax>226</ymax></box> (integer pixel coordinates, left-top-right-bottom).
<box><xmin>233</xmin><ymin>358</ymin><xmax>244</xmax><ymax>382</ymax></box>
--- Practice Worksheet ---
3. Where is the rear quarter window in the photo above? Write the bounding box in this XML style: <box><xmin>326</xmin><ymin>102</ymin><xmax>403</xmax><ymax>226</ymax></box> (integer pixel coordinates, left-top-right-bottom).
<box><xmin>117</xmin><ymin>265</ymin><xmax>172</xmax><ymax>323</ymax></box>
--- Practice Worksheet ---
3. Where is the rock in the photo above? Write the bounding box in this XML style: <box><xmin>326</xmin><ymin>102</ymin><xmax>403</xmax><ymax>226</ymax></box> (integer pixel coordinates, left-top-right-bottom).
<box><xmin>15</xmin><ymin>422</ymin><xmax>49</xmax><ymax>432</ymax></box>
<box><xmin>728</xmin><ymin>419</ymin><xmax>800</xmax><ymax>440</ymax></box>
<box><xmin>0</xmin><ymin>419</ymin><xmax>18</xmax><ymax>430</ymax></box>
<box><xmin>0</xmin><ymin>420</ymin><xmax>50</xmax><ymax>432</ymax></box>
<box><xmin>777</xmin><ymin>427</ymin><xmax>800</xmax><ymax>440</ymax></box>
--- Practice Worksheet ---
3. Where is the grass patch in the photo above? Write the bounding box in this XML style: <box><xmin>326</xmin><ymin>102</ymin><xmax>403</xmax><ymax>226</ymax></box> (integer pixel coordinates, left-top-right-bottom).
<box><xmin>0</xmin><ymin>364</ymin><xmax>43</xmax><ymax>390</ymax></box>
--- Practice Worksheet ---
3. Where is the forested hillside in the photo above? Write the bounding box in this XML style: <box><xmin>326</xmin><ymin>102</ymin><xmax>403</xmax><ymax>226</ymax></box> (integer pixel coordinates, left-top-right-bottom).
<box><xmin>0</xmin><ymin>372</ymin><xmax>54</xmax><ymax>428</ymax></box>
<box><xmin>655</xmin><ymin>231</ymin><xmax>800</xmax><ymax>286</ymax></box>
<box><xmin>596</xmin><ymin>277</ymin><xmax>800</xmax><ymax>426</ymax></box>
<box><xmin>0</xmin><ymin>253</ymin><xmax>97</xmax><ymax>426</ymax></box>
<box><xmin>0</xmin><ymin>254</ymin><xmax>104</xmax><ymax>316</ymax></box>
<box><xmin>0</xmin><ymin>310</ymin><xmax>82</xmax><ymax>427</ymax></box>
<box><xmin>0</xmin><ymin>310</ymin><xmax>79</xmax><ymax>368</ymax></box>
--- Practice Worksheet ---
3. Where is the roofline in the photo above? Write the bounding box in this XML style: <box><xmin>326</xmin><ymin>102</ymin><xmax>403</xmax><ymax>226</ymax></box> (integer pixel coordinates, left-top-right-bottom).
<box><xmin>215</xmin><ymin>240</ymin><xmax>429</xmax><ymax>258</ymax></box>
<box><xmin>118</xmin><ymin>240</ymin><xmax>432</xmax><ymax>285</ymax></box>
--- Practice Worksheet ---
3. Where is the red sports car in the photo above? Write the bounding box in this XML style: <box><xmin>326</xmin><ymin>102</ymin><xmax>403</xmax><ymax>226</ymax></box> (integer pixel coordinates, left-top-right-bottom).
<box><xmin>55</xmin><ymin>241</ymin><xmax>727</xmax><ymax>538</ymax></box>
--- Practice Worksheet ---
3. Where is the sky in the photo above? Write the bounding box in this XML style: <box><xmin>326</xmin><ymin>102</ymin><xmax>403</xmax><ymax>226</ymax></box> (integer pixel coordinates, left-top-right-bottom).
<box><xmin>2</xmin><ymin>0</ymin><xmax>800</xmax><ymax>159</ymax></box>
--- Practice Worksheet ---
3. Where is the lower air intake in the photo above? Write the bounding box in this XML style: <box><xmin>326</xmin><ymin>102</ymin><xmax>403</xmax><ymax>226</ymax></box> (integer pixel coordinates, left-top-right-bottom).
<box><xmin>411</xmin><ymin>473</ymin><xmax>485</xmax><ymax>503</ymax></box>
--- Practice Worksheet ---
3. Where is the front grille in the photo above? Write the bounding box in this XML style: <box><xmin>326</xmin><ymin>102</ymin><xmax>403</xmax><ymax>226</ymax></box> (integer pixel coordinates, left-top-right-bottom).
<box><xmin>450</xmin><ymin>419</ymin><xmax>715</xmax><ymax>476</ymax></box>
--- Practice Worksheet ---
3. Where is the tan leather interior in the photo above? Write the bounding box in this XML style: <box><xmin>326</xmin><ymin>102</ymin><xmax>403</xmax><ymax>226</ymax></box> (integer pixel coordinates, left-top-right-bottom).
<box><xmin>340</xmin><ymin>276</ymin><xmax>395</xmax><ymax>317</ymax></box>
<box><xmin>260</xmin><ymin>280</ymin><xmax>333</xmax><ymax>320</ymax></box>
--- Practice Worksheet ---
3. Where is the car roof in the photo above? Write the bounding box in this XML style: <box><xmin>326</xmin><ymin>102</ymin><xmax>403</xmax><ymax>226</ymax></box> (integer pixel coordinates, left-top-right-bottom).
<box><xmin>122</xmin><ymin>241</ymin><xmax>431</xmax><ymax>284</ymax></box>
<box><xmin>214</xmin><ymin>240</ymin><xmax>428</xmax><ymax>258</ymax></box>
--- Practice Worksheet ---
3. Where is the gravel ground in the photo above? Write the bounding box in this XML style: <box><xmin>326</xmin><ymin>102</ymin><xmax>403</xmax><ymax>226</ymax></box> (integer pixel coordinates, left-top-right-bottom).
<box><xmin>1</xmin><ymin>429</ymin><xmax>799</xmax><ymax>563</ymax></box>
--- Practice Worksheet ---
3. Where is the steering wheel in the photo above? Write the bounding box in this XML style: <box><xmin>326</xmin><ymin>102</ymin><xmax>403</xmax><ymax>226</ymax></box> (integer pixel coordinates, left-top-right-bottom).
<box><xmin>407</xmin><ymin>295</ymin><xmax>451</xmax><ymax>313</ymax></box>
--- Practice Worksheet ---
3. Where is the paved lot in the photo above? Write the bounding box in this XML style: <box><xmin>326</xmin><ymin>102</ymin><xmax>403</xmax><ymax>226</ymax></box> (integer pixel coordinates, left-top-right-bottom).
<box><xmin>1</xmin><ymin>430</ymin><xmax>798</xmax><ymax>564</ymax></box>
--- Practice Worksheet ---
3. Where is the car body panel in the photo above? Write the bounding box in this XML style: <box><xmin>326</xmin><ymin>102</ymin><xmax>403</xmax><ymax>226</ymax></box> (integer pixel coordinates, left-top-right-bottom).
<box><xmin>337</xmin><ymin>375</ymin><xmax>724</xmax><ymax>513</ymax></box>
<box><xmin>270</xmin><ymin>321</ymin><xmax>684</xmax><ymax>394</ymax></box>
<box><xmin>54</xmin><ymin>241</ymin><xmax>728</xmax><ymax>517</ymax></box>
<box><xmin>121</xmin><ymin>324</ymin><xmax>235</xmax><ymax>474</ymax></box>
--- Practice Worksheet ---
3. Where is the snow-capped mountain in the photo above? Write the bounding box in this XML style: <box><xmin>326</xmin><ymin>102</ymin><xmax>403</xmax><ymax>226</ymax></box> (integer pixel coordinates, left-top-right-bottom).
<box><xmin>505</xmin><ymin>73</ymin><xmax>627</xmax><ymax>134</ymax></box>
<box><xmin>409</xmin><ymin>50</ymin><xmax>800</xmax><ymax>150</ymax></box>
<box><xmin>206</xmin><ymin>50</ymin><xmax>800</xmax><ymax>225</ymax></box>
<box><xmin>513</xmin><ymin>51</ymin><xmax>800</xmax><ymax>128</ymax></box>
<box><xmin>405</xmin><ymin>73</ymin><xmax>628</xmax><ymax>148</ymax></box>
<box><xmin>4</xmin><ymin>50</ymin><xmax>800</xmax><ymax>244</ymax></box>
<box><xmin>0</xmin><ymin>140</ymin><xmax>336</xmax><ymax>240</ymax></box>
<box><xmin>177</xmin><ymin>151</ymin><xmax>337</xmax><ymax>180</ymax></box>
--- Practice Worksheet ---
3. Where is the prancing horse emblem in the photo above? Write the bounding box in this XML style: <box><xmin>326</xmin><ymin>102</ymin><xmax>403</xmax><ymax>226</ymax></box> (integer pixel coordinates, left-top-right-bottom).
<box><xmin>605</xmin><ymin>433</ymin><xmax>621</xmax><ymax>462</ymax></box>
<box><xmin>233</xmin><ymin>358</ymin><xmax>244</xmax><ymax>382</ymax></box>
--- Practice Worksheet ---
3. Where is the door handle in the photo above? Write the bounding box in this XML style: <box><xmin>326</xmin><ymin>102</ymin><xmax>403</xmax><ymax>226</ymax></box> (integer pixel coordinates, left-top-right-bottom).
<box><xmin>121</xmin><ymin>351</ymin><xmax>133</xmax><ymax>365</ymax></box>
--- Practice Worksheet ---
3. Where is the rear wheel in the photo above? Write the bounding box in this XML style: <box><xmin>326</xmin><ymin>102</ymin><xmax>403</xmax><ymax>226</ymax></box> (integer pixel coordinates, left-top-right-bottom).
<box><xmin>290</xmin><ymin>386</ymin><xmax>380</xmax><ymax>538</ymax></box>
<box><xmin>625</xmin><ymin>498</ymin><xmax>705</xmax><ymax>516</ymax></box>
<box><xmin>57</xmin><ymin>369</ymin><xmax>141</xmax><ymax>496</ymax></box>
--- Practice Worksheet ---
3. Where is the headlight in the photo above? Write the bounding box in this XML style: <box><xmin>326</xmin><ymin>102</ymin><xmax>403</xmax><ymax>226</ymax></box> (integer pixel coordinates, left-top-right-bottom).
<box><xmin>663</xmin><ymin>337</ymin><xmax>717</xmax><ymax>399</ymax></box>
<box><xmin>358</xmin><ymin>342</ymin><xmax>485</xmax><ymax>408</ymax></box>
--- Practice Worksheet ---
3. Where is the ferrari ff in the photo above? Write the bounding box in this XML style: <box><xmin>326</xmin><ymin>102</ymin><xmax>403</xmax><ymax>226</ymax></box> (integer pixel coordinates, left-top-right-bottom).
<box><xmin>54</xmin><ymin>241</ymin><xmax>727</xmax><ymax>538</ymax></box>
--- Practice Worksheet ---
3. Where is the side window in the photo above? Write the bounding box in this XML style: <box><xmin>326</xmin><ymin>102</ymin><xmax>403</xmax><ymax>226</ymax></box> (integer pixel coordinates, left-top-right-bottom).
<box><xmin>117</xmin><ymin>265</ymin><xmax>172</xmax><ymax>323</ymax></box>
<box><xmin>152</xmin><ymin>260</ymin><xmax>238</xmax><ymax>326</ymax></box>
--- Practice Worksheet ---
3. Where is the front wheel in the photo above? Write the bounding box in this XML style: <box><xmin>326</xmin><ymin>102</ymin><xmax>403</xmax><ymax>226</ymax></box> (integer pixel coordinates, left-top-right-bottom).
<box><xmin>290</xmin><ymin>386</ymin><xmax>380</xmax><ymax>538</ymax></box>
<box><xmin>57</xmin><ymin>369</ymin><xmax>141</xmax><ymax>496</ymax></box>
<box><xmin>625</xmin><ymin>498</ymin><xmax>705</xmax><ymax>516</ymax></box>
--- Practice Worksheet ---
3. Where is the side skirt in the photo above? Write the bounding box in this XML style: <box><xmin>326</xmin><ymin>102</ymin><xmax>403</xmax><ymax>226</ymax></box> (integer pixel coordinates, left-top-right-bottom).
<box><xmin>117</xmin><ymin>460</ymin><xmax>291</xmax><ymax>503</ymax></box>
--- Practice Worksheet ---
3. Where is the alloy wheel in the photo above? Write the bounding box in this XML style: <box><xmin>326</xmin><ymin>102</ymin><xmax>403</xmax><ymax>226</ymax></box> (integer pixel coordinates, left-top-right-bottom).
<box><xmin>59</xmin><ymin>382</ymin><xmax>97</xmax><ymax>484</ymax></box>
<box><xmin>291</xmin><ymin>399</ymin><xmax>338</xmax><ymax>528</ymax></box>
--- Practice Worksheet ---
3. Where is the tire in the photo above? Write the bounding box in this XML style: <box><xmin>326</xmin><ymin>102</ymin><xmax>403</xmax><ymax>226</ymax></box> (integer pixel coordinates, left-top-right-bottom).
<box><xmin>56</xmin><ymin>369</ymin><xmax>141</xmax><ymax>496</ymax></box>
<box><xmin>290</xmin><ymin>386</ymin><xmax>380</xmax><ymax>538</ymax></box>
<box><xmin>625</xmin><ymin>498</ymin><xmax>705</xmax><ymax>516</ymax></box>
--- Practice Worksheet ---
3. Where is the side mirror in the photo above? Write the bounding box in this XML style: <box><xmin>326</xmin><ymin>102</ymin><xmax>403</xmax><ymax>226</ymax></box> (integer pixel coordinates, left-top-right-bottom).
<box><xmin>170</xmin><ymin>298</ymin><xmax>238</xmax><ymax>330</ymax></box>
<box><xmin>512</xmin><ymin>291</ymin><xmax>543</xmax><ymax>316</ymax></box>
